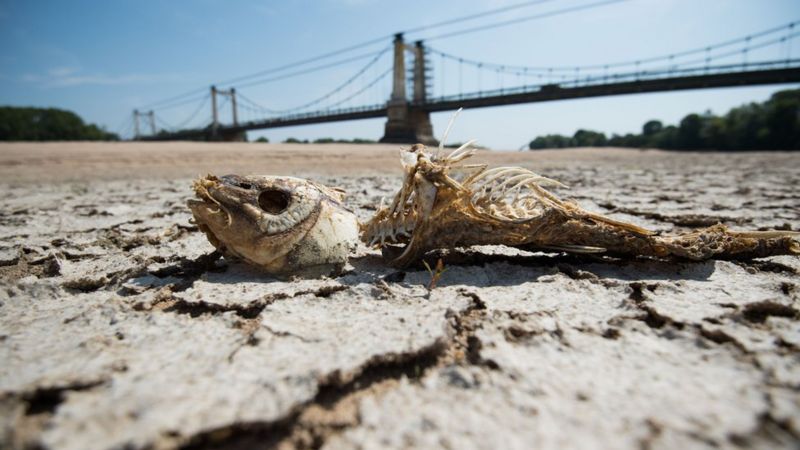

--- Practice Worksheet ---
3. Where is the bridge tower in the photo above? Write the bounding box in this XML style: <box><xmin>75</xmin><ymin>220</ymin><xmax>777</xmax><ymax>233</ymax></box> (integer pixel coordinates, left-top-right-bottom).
<box><xmin>133</xmin><ymin>109</ymin><xmax>140</xmax><ymax>139</ymax></box>
<box><xmin>380</xmin><ymin>34</ymin><xmax>436</xmax><ymax>145</ymax></box>
<box><xmin>147</xmin><ymin>111</ymin><xmax>156</xmax><ymax>135</ymax></box>
<box><xmin>211</xmin><ymin>85</ymin><xmax>218</xmax><ymax>137</ymax></box>
<box><xmin>132</xmin><ymin>109</ymin><xmax>156</xmax><ymax>139</ymax></box>
<box><xmin>210</xmin><ymin>85</ymin><xmax>246</xmax><ymax>141</ymax></box>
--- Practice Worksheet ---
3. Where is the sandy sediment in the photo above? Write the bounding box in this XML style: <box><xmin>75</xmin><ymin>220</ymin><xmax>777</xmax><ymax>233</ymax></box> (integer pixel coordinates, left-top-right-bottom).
<box><xmin>0</xmin><ymin>142</ymin><xmax>798</xmax><ymax>449</ymax></box>
<box><xmin>0</xmin><ymin>141</ymin><xmax>720</xmax><ymax>182</ymax></box>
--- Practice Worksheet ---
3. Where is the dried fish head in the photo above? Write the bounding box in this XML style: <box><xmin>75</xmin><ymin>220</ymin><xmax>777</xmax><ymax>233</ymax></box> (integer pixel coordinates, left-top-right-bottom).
<box><xmin>188</xmin><ymin>174</ymin><xmax>358</xmax><ymax>277</ymax></box>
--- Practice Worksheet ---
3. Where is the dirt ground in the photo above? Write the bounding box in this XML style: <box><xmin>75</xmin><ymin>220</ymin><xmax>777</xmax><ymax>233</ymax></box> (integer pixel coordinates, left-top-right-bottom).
<box><xmin>1</xmin><ymin>142</ymin><xmax>799</xmax><ymax>450</ymax></box>
<box><xmin>0</xmin><ymin>141</ymin><xmax>700</xmax><ymax>182</ymax></box>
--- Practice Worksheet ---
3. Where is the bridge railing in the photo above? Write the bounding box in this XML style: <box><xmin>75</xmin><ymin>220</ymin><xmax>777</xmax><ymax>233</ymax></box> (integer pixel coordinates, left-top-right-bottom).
<box><xmin>422</xmin><ymin>59</ymin><xmax>800</xmax><ymax>106</ymax></box>
<box><xmin>175</xmin><ymin>102</ymin><xmax>389</xmax><ymax>135</ymax></box>
<box><xmin>229</xmin><ymin>102</ymin><xmax>388</xmax><ymax>131</ymax></box>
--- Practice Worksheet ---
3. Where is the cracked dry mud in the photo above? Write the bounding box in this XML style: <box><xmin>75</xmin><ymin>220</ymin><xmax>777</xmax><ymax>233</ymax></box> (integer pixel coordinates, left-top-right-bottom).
<box><xmin>1</xmin><ymin>145</ymin><xmax>799</xmax><ymax>450</ymax></box>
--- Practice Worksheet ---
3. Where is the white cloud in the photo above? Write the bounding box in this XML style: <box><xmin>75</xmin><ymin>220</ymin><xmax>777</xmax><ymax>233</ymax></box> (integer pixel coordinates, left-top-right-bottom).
<box><xmin>21</xmin><ymin>69</ymin><xmax>184</xmax><ymax>88</ymax></box>
<box><xmin>48</xmin><ymin>66</ymin><xmax>79</xmax><ymax>77</ymax></box>
<box><xmin>327</xmin><ymin>0</ymin><xmax>379</xmax><ymax>7</ymax></box>
<box><xmin>251</xmin><ymin>3</ymin><xmax>277</xmax><ymax>16</ymax></box>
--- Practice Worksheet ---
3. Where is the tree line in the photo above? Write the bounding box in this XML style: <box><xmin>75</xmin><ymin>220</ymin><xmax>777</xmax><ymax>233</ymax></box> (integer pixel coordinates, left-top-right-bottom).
<box><xmin>0</xmin><ymin>107</ymin><xmax>119</xmax><ymax>141</ymax></box>
<box><xmin>529</xmin><ymin>88</ymin><xmax>800</xmax><ymax>151</ymax></box>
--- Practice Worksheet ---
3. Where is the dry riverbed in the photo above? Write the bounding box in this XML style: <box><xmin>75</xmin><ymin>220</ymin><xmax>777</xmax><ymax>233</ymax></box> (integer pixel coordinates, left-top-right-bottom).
<box><xmin>0</xmin><ymin>142</ymin><xmax>799</xmax><ymax>449</ymax></box>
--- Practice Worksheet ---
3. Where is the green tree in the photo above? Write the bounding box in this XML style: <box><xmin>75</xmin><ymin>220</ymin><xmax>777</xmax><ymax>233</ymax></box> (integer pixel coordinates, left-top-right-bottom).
<box><xmin>0</xmin><ymin>107</ymin><xmax>118</xmax><ymax>141</ymax></box>
<box><xmin>642</xmin><ymin>120</ymin><xmax>663</xmax><ymax>137</ymax></box>
<box><xmin>700</xmin><ymin>117</ymin><xmax>728</xmax><ymax>150</ymax></box>
<box><xmin>608</xmin><ymin>133</ymin><xmax>646</xmax><ymax>148</ymax></box>
<box><xmin>529</xmin><ymin>134</ymin><xmax>572</xmax><ymax>149</ymax></box>
<box><xmin>676</xmin><ymin>113</ymin><xmax>704</xmax><ymax>149</ymax></box>
<box><xmin>572</xmin><ymin>129</ymin><xmax>607</xmax><ymax>147</ymax></box>
<box><xmin>527</xmin><ymin>88</ymin><xmax>800</xmax><ymax>151</ymax></box>
<box><xmin>724</xmin><ymin>103</ymin><xmax>765</xmax><ymax>150</ymax></box>
<box><xmin>652</xmin><ymin>126</ymin><xmax>679</xmax><ymax>149</ymax></box>
<box><xmin>763</xmin><ymin>89</ymin><xmax>800</xmax><ymax>149</ymax></box>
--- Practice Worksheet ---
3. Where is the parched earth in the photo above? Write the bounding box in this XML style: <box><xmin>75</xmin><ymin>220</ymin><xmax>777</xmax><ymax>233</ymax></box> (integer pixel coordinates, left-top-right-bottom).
<box><xmin>0</xmin><ymin>144</ymin><xmax>798</xmax><ymax>449</ymax></box>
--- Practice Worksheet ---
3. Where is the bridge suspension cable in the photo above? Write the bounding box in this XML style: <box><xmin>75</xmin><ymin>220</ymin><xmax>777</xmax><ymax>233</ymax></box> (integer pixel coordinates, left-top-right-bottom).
<box><xmin>216</xmin><ymin>96</ymin><xmax>230</xmax><ymax>118</ymax></box>
<box><xmin>195</xmin><ymin>0</ymin><xmax>568</xmax><ymax>91</ymax></box>
<box><xmin>234</xmin><ymin>46</ymin><xmax>391</xmax><ymax>115</ymax></box>
<box><xmin>134</xmin><ymin>0</ymin><xmax>634</xmax><ymax>130</ymax></box>
<box><xmin>667</xmin><ymin>30</ymin><xmax>800</xmax><ymax>71</ymax></box>
<box><xmin>324</xmin><ymin>67</ymin><xmax>393</xmax><ymax>110</ymax></box>
<box><xmin>171</xmin><ymin>94</ymin><xmax>212</xmax><ymax>130</ymax></box>
<box><xmin>235</xmin><ymin>94</ymin><xmax>279</xmax><ymax>115</ymax></box>
<box><xmin>134</xmin><ymin>2</ymin><xmax>800</xmax><ymax>140</ymax></box>
<box><xmin>422</xmin><ymin>0</ymin><xmax>630</xmax><ymax>42</ymax></box>
<box><xmin>135</xmin><ymin>0</ymin><xmax>617</xmax><ymax>110</ymax></box>
<box><xmin>234</xmin><ymin>48</ymin><xmax>388</xmax><ymax>90</ymax></box>
<box><xmin>153</xmin><ymin>114</ymin><xmax>176</xmax><ymax>133</ymax></box>
<box><xmin>146</xmin><ymin>48</ymin><xmax>389</xmax><ymax>131</ymax></box>
<box><xmin>427</xmin><ymin>19</ymin><xmax>800</xmax><ymax>76</ymax></box>
<box><xmin>147</xmin><ymin>92</ymin><xmax>209</xmax><ymax>112</ymax></box>
<box><xmin>113</xmin><ymin>114</ymin><xmax>135</xmax><ymax>140</ymax></box>
<box><xmin>234</xmin><ymin>67</ymin><xmax>392</xmax><ymax>120</ymax></box>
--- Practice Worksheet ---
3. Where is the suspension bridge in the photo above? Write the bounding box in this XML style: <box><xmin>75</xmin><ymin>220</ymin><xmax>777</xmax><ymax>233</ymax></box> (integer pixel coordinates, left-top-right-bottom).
<box><xmin>130</xmin><ymin>14</ymin><xmax>800</xmax><ymax>144</ymax></box>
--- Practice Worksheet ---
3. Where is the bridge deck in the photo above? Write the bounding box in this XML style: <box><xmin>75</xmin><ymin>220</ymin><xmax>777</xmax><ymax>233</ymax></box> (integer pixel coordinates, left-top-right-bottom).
<box><xmin>422</xmin><ymin>67</ymin><xmax>800</xmax><ymax>112</ymax></box>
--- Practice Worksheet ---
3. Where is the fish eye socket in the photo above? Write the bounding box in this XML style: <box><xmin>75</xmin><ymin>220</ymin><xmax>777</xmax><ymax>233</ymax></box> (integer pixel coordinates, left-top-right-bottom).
<box><xmin>258</xmin><ymin>189</ymin><xmax>290</xmax><ymax>214</ymax></box>
<box><xmin>220</xmin><ymin>175</ymin><xmax>253</xmax><ymax>190</ymax></box>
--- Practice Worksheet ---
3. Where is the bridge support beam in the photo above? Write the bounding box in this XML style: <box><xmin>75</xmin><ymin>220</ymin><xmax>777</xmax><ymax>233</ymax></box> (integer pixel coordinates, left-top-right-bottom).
<box><xmin>133</xmin><ymin>109</ymin><xmax>140</xmax><ymax>139</ymax></box>
<box><xmin>208</xmin><ymin>85</ymin><xmax>245</xmax><ymax>141</ymax></box>
<box><xmin>211</xmin><ymin>85</ymin><xmax>219</xmax><ymax>138</ymax></box>
<box><xmin>147</xmin><ymin>110</ymin><xmax>156</xmax><ymax>136</ymax></box>
<box><xmin>132</xmin><ymin>109</ymin><xmax>156</xmax><ymax>139</ymax></box>
<box><xmin>380</xmin><ymin>34</ymin><xmax>436</xmax><ymax>145</ymax></box>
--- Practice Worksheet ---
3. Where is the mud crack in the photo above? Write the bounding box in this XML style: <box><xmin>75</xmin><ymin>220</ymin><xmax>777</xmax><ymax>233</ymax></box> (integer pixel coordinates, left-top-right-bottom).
<box><xmin>178</xmin><ymin>288</ymin><xmax>495</xmax><ymax>450</ymax></box>
<box><xmin>604</xmin><ymin>207</ymin><xmax>752</xmax><ymax>228</ymax></box>
<box><xmin>180</xmin><ymin>341</ymin><xmax>446</xmax><ymax>450</ymax></box>
<box><xmin>21</xmin><ymin>380</ymin><xmax>105</xmax><ymax>415</ymax></box>
<box><xmin>5</xmin><ymin>379</ymin><xmax>107</xmax><ymax>449</ymax></box>
<box><xmin>729</xmin><ymin>411</ymin><xmax>799</xmax><ymax>447</ymax></box>
<box><xmin>443</xmin><ymin>289</ymin><xmax>498</xmax><ymax>369</ymax></box>
<box><xmin>697</xmin><ymin>326</ymin><xmax>748</xmax><ymax>353</ymax></box>
<box><xmin>622</xmin><ymin>282</ymin><xmax>683</xmax><ymax>330</ymax></box>
<box><xmin>0</xmin><ymin>250</ymin><xmax>44</xmax><ymax>282</ymax></box>
<box><xmin>147</xmin><ymin>251</ymin><xmax>226</xmax><ymax>291</ymax></box>
<box><xmin>135</xmin><ymin>284</ymin><xmax>350</xmax><ymax>320</ymax></box>
<box><xmin>416</xmin><ymin>247</ymin><xmax>610</xmax><ymax>269</ymax></box>
<box><xmin>741</xmin><ymin>300</ymin><xmax>798</xmax><ymax>323</ymax></box>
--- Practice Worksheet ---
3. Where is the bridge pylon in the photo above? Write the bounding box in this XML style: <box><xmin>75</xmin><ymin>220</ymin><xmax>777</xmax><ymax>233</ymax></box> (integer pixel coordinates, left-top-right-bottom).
<box><xmin>133</xmin><ymin>109</ymin><xmax>140</xmax><ymax>139</ymax></box>
<box><xmin>132</xmin><ymin>109</ymin><xmax>156</xmax><ymax>139</ymax></box>
<box><xmin>210</xmin><ymin>85</ymin><xmax>246</xmax><ymax>141</ymax></box>
<box><xmin>380</xmin><ymin>34</ymin><xmax>436</xmax><ymax>145</ymax></box>
<box><xmin>147</xmin><ymin>111</ymin><xmax>156</xmax><ymax>135</ymax></box>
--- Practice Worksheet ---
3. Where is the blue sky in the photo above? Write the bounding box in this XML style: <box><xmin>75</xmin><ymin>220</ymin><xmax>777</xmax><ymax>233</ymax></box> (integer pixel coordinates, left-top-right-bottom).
<box><xmin>1</xmin><ymin>0</ymin><xmax>798</xmax><ymax>149</ymax></box>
